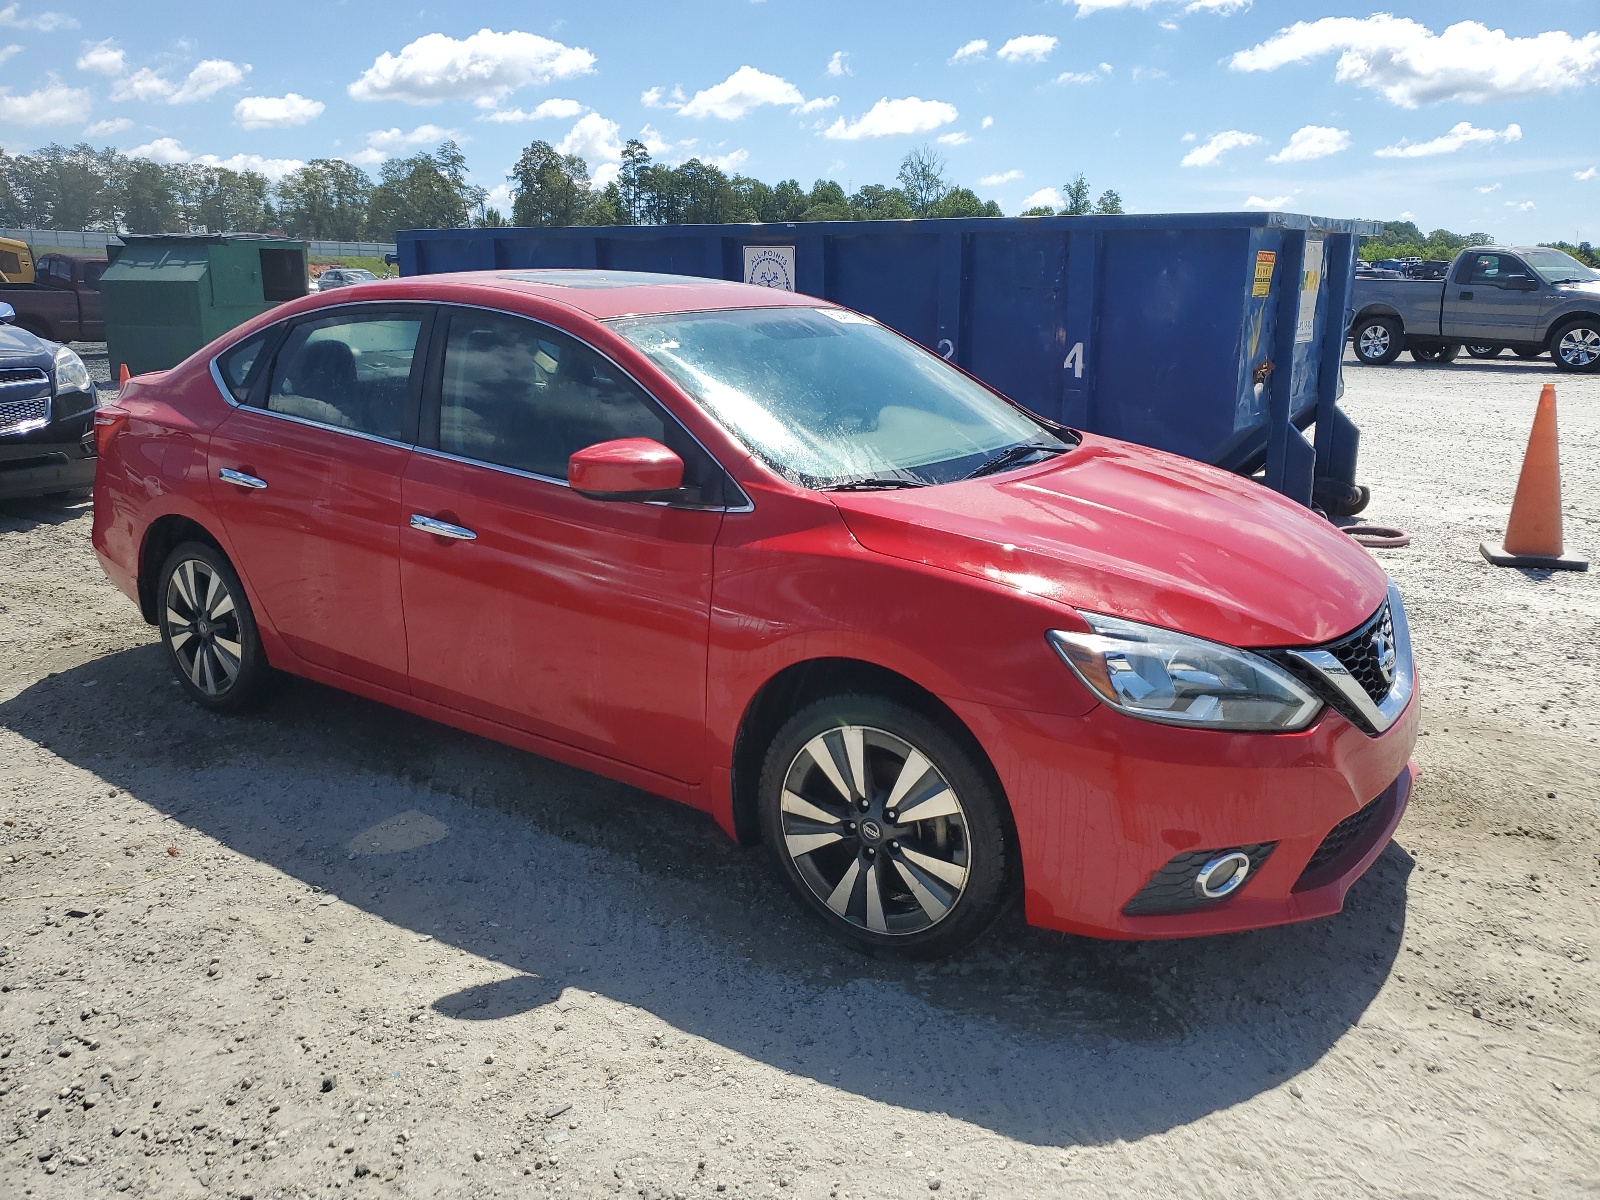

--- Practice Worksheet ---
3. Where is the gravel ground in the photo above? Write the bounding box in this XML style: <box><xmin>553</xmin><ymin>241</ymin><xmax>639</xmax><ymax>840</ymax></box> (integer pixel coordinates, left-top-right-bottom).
<box><xmin>1</xmin><ymin>348</ymin><xmax>1596</xmax><ymax>1200</ymax></box>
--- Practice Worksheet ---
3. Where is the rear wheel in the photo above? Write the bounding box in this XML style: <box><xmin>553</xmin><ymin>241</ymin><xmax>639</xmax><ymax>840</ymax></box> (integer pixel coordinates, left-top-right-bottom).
<box><xmin>759</xmin><ymin>695</ymin><xmax>1012</xmax><ymax>958</ymax></box>
<box><xmin>1409</xmin><ymin>341</ymin><xmax>1461</xmax><ymax>364</ymax></box>
<box><xmin>1352</xmin><ymin>316</ymin><xmax>1402</xmax><ymax>365</ymax></box>
<box><xmin>157</xmin><ymin>541</ymin><xmax>269</xmax><ymax>712</ymax></box>
<box><xmin>1550</xmin><ymin>319</ymin><xmax>1600</xmax><ymax>373</ymax></box>
<box><xmin>1465</xmin><ymin>344</ymin><xmax>1502</xmax><ymax>359</ymax></box>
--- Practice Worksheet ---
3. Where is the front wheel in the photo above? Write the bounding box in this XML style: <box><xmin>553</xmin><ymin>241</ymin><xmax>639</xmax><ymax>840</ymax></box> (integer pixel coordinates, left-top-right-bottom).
<box><xmin>1352</xmin><ymin>317</ymin><xmax>1402</xmax><ymax>365</ymax></box>
<box><xmin>157</xmin><ymin>541</ymin><xmax>270</xmax><ymax>712</ymax></box>
<box><xmin>1465</xmin><ymin>344</ymin><xmax>1502</xmax><ymax>359</ymax></box>
<box><xmin>1409</xmin><ymin>341</ymin><xmax>1461</xmax><ymax>364</ymax></box>
<box><xmin>1550</xmin><ymin>320</ymin><xmax>1600</xmax><ymax>373</ymax></box>
<box><xmin>758</xmin><ymin>695</ymin><xmax>1013</xmax><ymax>958</ymax></box>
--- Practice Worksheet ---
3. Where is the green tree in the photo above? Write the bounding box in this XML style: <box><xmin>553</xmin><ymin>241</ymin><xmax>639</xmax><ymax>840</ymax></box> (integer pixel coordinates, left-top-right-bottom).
<box><xmin>676</xmin><ymin>159</ymin><xmax>736</xmax><ymax>224</ymax></box>
<box><xmin>849</xmin><ymin>183</ymin><xmax>913</xmax><ymax>220</ymax></box>
<box><xmin>897</xmin><ymin>145</ymin><xmax>949</xmax><ymax>216</ymax></box>
<box><xmin>1020</xmin><ymin>205</ymin><xmax>1057</xmax><ymax>217</ymax></box>
<box><xmin>1094</xmin><ymin>189</ymin><xmax>1124</xmax><ymax>215</ymax></box>
<box><xmin>120</xmin><ymin>160</ymin><xmax>178</xmax><ymax>233</ymax></box>
<box><xmin>366</xmin><ymin>143</ymin><xmax>479</xmax><ymax>239</ymax></box>
<box><xmin>508</xmin><ymin>140</ymin><xmax>592</xmax><ymax>227</ymax></box>
<box><xmin>276</xmin><ymin>159</ymin><xmax>373</xmax><ymax>240</ymax></box>
<box><xmin>1061</xmin><ymin>174</ymin><xmax>1092</xmax><ymax>216</ymax></box>
<box><xmin>927</xmin><ymin>186</ymin><xmax>1000</xmax><ymax>219</ymax></box>
<box><xmin>799</xmin><ymin>178</ymin><xmax>851</xmax><ymax>221</ymax></box>
<box><xmin>616</xmin><ymin>139</ymin><xmax>651</xmax><ymax>224</ymax></box>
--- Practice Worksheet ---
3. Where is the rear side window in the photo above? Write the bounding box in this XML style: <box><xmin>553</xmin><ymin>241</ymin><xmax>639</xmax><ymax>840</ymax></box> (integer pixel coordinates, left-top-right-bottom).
<box><xmin>216</xmin><ymin>331</ymin><xmax>271</xmax><ymax>403</ymax></box>
<box><xmin>436</xmin><ymin>310</ymin><xmax>726</xmax><ymax>503</ymax></box>
<box><xmin>266</xmin><ymin>313</ymin><xmax>423</xmax><ymax>441</ymax></box>
<box><xmin>82</xmin><ymin>262</ymin><xmax>106</xmax><ymax>291</ymax></box>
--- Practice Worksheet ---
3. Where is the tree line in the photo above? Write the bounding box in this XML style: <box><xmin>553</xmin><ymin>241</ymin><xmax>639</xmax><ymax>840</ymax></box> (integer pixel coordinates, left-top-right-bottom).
<box><xmin>1357</xmin><ymin>220</ymin><xmax>1598</xmax><ymax>270</ymax></box>
<box><xmin>1</xmin><ymin>139</ymin><xmax>1122</xmax><ymax>241</ymax></box>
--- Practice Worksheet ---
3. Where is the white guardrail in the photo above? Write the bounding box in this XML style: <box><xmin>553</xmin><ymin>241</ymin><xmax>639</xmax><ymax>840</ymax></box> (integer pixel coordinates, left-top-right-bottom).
<box><xmin>0</xmin><ymin>228</ymin><xmax>397</xmax><ymax>259</ymax></box>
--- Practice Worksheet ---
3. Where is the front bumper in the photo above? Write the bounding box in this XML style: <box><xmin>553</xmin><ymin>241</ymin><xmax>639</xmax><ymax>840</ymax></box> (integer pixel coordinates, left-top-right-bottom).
<box><xmin>950</xmin><ymin>681</ymin><xmax>1421</xmax><ymax>939</ymax></box>
<box><xmin>0</xmin><ymin>383</ymin><xmax>97</xmax><ymax>499</ymax></box>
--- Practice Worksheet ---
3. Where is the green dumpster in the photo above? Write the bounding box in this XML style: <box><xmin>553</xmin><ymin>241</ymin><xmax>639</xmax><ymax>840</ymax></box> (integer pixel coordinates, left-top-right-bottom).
<box><xmin>102</xmin><ymin>233</ymin><xmax>307</xmax><ymax>375</ymax></box>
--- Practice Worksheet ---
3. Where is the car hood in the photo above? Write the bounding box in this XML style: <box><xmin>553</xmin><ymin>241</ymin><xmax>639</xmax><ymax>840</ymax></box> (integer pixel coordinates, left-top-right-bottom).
<box><xmin>829</xmin><ymin>435</ymin><xmax>1389</xmax><ymax>648</ymax></box>
<box><xmin>0</xmin><ymin>321</ymin><xmax>53</xmax><ymax>368</ymax></box>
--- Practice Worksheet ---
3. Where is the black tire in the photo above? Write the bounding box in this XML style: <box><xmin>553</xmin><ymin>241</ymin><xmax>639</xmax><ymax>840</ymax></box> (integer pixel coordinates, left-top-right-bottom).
<box><xmin>1351</xmin><ymin>316</ymin><xmax>1402</xmax><ymax>365</ymax></box>
<box><xmin>1409</xmin><ymin>341</ymin><xmax>1461</xmax><ymax>364</ymax></box>
<box><xmin>758</xmin><ymin>694</ymin><xmax>1013</xmax><ymax>959</ymax></box>
<box><xmin>1465</xmin><ymin>344</ymin><xmax>1502</xmax><ymax>359</ymax></box>
<box><xmin>1549</xmin><ymin>318</ymin><xmax>1600</xmax><ymax>373</ymax></box>
<box><xmin>157</xmin><ymin>540</ymin><xmax>270</xmax><ymax>713</ymax></box>
<box><xmin>1514</xmin><ymin>347</ymin><xmax>1543</xmax><ymax>360</ymax></box>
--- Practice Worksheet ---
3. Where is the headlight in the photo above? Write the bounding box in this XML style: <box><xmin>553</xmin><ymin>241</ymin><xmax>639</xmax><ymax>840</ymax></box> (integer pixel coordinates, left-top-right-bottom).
<box><xmin>53</xmin><ymin>346</ymin><xmax>94</xmax><ymax>395</ymax></box>
<box><xmin>1047</xmin><ymin>613</ymin><xmax>1322</xmax><ymax>732</ymax></box>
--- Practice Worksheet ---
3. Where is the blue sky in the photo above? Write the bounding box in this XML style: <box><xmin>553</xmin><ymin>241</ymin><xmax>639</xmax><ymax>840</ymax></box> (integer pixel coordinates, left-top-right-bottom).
<box><xmin>0</xmin><ymin>1</ymin><xmax>1595</xmax><ymax>241</ymax></box>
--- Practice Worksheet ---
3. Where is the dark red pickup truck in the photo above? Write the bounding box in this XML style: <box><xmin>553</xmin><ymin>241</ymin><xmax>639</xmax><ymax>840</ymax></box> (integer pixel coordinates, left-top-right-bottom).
<box><xmin>0</xmin><ymin>252</ymin><xmax>106</xmax><ymax>342</ymax></box>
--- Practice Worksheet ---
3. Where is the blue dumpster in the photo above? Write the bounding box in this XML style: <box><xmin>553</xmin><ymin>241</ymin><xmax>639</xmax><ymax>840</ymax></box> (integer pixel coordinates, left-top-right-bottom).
<box><xmin>397</xmin><ymin>212</ymin><xmax>1382</xmax><ymax>507</ymax></box>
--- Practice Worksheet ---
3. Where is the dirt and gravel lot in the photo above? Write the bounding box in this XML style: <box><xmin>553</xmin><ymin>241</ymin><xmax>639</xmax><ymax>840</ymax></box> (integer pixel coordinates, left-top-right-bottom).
<box><xmin>1</xmin><ymin>347</ymin><xmax>1596</xmax><ymax>1200</ymax></box>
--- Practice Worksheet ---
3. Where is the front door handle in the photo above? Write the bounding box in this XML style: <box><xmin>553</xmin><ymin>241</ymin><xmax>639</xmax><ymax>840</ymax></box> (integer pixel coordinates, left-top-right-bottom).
<box><xmin>219</xmin><ymin>467</ymin><xmax>267</xmax><ymax>490</ymax></box>
<box><xmin>1459</xmin><ymin>290</ymin><xmax>1474</xmax><ymax>300</ymax></box>
<box><xmin>409</xmin><ymin>513</ymin><xmax>477</xmax><ymax>541</ymax></box>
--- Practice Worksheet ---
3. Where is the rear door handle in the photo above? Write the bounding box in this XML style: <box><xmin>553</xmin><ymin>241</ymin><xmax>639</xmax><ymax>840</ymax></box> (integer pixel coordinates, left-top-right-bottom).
<box><xmin>1459</xmin><ymin>290</ymin><xmax>1474</xmax><ymax>300</ymax></box>
<box><xmin>218</xmin><ymin>468</ymin><xmax>267</xmax><ymax>490</ymax></box>
<box><xmin>409</xmin><ymin>513</ymin><xmax>477</xmax><ymax>541</ymax></box>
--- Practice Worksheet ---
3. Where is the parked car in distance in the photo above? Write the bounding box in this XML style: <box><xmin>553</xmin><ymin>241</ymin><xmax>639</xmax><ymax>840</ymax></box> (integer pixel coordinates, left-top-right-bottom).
<box><xmin>314</xmin><ymin>268</ymin><xmax>380</xmax><ymax>292</ymax></box>
<box><xmin>0</xmin><ymin>250</ymin><xmax>107</xmax><ymax>343</ymax></box>
<box><xmin>0</xmin><ymin>301</ymin><xmax>101</xmax><ymax>499</ymax></box>
<box><xmin>92</xmin><ymin>270</ymin><xmax>1419</xmax><ymax>957</ymax></box>
<box><xmin>1350</xmin><ymin>245</ymin><xmax>1600</xmax><ymax>371</ymax></box>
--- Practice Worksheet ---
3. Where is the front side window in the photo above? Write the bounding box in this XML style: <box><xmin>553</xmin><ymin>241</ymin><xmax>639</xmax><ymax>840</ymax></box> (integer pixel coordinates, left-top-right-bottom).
<box><xmin>265</xmin><ymin>313</ymin><xmax>422</xmax><ymax>440</ymax></box>
<box><xmin>436</xmin><ymin>309</ymin><xmax>724</xmax><ymax>503</ymax></box>
<box><xmin>610</xmin><ymin>306</ymin><xmax>1066</xmax><ymax>488</ymax></box>
<box><xmin>1465</xmin><ymin>254</ymin><xmax>1525</xmax><ymax>286</ymax></box>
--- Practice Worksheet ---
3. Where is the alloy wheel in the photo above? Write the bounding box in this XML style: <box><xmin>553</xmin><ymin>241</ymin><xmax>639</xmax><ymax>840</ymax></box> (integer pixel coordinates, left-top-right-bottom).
<box><xmin>1358</xmin><ymin>325</ymin><xmax>1390</xmax><ymax>360</ymax></box>
<box><xmin>1558</xmin><ymin>326</ymin><xmax>1600</xmax><ymax>368</ymax></box>
<box><xmin>779</xmin><ymin>725</ymin><xmax>970</xmax><ymax>936</ymax></box>
<box><xmin>164</xmin><ymin>558</ymin><xmax>243</xmax><ymax>697</ymax></box>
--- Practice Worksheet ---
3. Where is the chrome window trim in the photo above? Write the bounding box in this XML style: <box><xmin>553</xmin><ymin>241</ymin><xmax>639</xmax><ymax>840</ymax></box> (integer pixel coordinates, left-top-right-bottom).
<box><xmin>1287</xmin><ymin>581</ymin><xmax>1415</xmax><ymax>735</ymax></box>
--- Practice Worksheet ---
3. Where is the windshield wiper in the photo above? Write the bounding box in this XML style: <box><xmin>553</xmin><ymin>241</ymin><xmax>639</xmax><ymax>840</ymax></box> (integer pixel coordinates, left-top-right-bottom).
<box><xmin>820</xmin><ymin>477</ymin><xmax>930</xmax><ymax>491</ymax></box>
<box><xmin>965</xmin><ymin>442</ymin><xmax>1069</xmax><ymax>480</ymax></box>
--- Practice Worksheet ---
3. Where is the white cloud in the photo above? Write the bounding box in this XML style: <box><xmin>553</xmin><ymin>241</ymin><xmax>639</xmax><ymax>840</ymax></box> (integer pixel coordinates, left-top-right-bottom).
<box><xmin>1071</xmin><ymin>0</ymin><xmax>1250</xmax><ymax>16</ymax></box>
<box><xmin>0</xmin><ymin>79</ymin><xmax>90</xmax><ymax>124</ymax></box>
<box><xmin>75</xmin><ymin>39</ymin><xmax>124</xmax><ymax>75</ymax></box>
<box><xmin>83</xmin><ymin>116</ymin><xmax>131</xmax><ymax>135</ymax></box>
<box><xmin>937</xmin><ymin>131</ymin><xmax>971</xmax><ymax>146</ymax></box>
<box><xmin>1266</xmin><ymin>124</ymin><xmax>1350</xmax><ymax>163</ymax></box>
<box><xmin>484</xmin><ymin>182</ymin><xmax>513</xmax><ymax>212</ymax></box>
<box><xmin>707</xmin><ymin>148</ymin><xmax>749</xmax><ymax>172</ymax></box>
<box><xmin>677</xmin><ymin>66</ymin><xmax>805</xmax><ymax>119</ymax></box>
<box><xmin>0</xmin><ymin>42</ymin><xmax>18</xmax><ymax>66</ymax></box>
<box><xmin>1131</xmin><ymin>66</ymin><xmax>1168</xmax><ymax>82</ymax></box>
<box><xmin>979</xmin><ymin>169</ymin><xmax>1023</xmax><ymax>185</ymax></box>
<box><xmin>171</xmin><ymin>59</ymin><xmax>250</xmax><ymax>104</ymax></box>
<box><xmin>1398</xmin><ymin>211</ymin><xmax>1414</xmax><ymax>221</ymax></box>
<box><xmin>349</xmin><ymin>28</ymin><xmax>596</xmax><ymax>104</ymax></box>
<box><xmin>365</xmin><ymin>124</ymin><xmax>457</xmax><ymax>154</ymax></box>
<box><xmin>1230</xmin><ymin>16</ymin><xmax>1600</xmax><ymax>108</ymax></box>
<box><xmin>1056</xmin><ymin>71</ymin><xmax>1102</xmax><ymax>84</ymax></box>
<box><xmin>1505</xmin><ymin>199</ymin><xmax>1535</xmax><ymax>212</ymax></box>
<box><xmin>640</xmin><ymin>85</ymin><xmax>685</xmax><ymax>109</ymax></box>
<box><xmin>981</xmin><ymin>115</ymin><xmax>994</xmax><ymax>128</ymax></box>
<box><xmin>949</xmin><ymin>39</ymin><xmax>988</xmax><ymax>65</ymax></box>
<box><xmin>1180</xmin><ymin>131</ymin><xmax>1196</xmax><ymax>142</ymax></box>
<box><xmin>234</xmin><ymin>92</ymin><xmax>324</xmax><ymax>130</ymax></box>
<box><xmin>127</xmin><ymin>136</ymin><xmax>191</xmax><ymax>164</ymax></box>
<box><xmin>1374</xmin><ymin>121</ymin><xmax>1521</xmax><ymax>158</ymax></box>
<box><xmin>1180</xmin><ymin>129</ymin><xmax>1262</xmax><ymax>167</ymax></box>
<box><xmin>556</xmin><ymin>112</ymin><xmax>623</xmax><ymax>162</ymax></box>
<box><xmin>1022</xmin><ymin>186</ymin><xmax>1061</xmax><ymax>210</ymax></box>
<box><xmin>111</xmin><ymin>68</ymin><xmax>177</xmax><ymax>103</ymax></box>
<box><xmin>480</xmin><ymin>98</ymin><xmax>587</xmax><ymax>123</ymax></box>
<box><xmin>827</xmin><ymin>51</ymin><xmax>850</xmax><ymax>77</ymax></box>
<box><xmin>1577</xmin><ymin>166</ymin><xmax>1598</xmax><ymax>181</ymax></box>
<box><xmin>1476</xmin><ymin>182</ymin><xmax>1501</xmax><ymax>194</ymax></box>
<box><xmin>997</xmin><ymin>35</ymin><xmax>1058</xmax><ymax>63</ymax></box>
<box><xmin>1159</xmin><ymin>20</ymin><xmax>1178</xmax><ymax>32</ymax></box>
<box><xmin>347</xmin><ymin>149</ymin><xmax>387</xmax><ymax>167</ymax></box>
<box><xmin>822</xmin><ymin>96</ymin><xmax>958</xmax><ymax>140</ymax></box>
<box><xmin>1243</xmin><ymin>193</ymin><xmax>1296</xmax><ymax>209</ymax></box>
<box><xmin>796</xmin><ymin>95</ymin><xmax>838</xmax><ymax>114</ymax></box>
<box><xmin>125</xmin><ymin>136</ymin><xmax>305</xmax><ymax>180</ymax></box>
<box><xmin>0</xmin><ymin>4</ymin><xmax>77</xmax><ymax>31</ymax></box>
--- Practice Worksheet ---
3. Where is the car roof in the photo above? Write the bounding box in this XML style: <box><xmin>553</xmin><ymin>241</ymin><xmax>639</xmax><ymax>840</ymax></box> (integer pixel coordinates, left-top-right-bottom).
<box><xmin>381</xmin><ymin>269</ymin><xmax>827</xmax><ymax>320</ymax></box>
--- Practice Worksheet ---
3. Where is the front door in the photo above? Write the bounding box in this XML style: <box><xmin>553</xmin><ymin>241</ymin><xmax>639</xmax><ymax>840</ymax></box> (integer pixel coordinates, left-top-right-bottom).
<box><xmin>206</xmin><ymin>305</ymin><xmax>429</xmax><ymax>692</ymax></box>
<box><xmin>399</xmin><ymin>307</ymin><xmax>725</xmax><ymax>784</ymax></box>
<box><xmin>1441</xmin><ymin>252</ymin><xmax>1545</xmax><ymax>342</ymax></box>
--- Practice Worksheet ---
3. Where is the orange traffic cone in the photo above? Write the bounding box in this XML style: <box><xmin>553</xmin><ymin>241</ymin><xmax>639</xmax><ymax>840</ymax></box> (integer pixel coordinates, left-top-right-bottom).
<box><xmin>118</xmin><ymin>363</ymin><xmax>130</xmax><ymax>385</ymax></box>
<box><xmin>1481</xmin><ymin>384</ymin><xmax>1588</xmax><ymax>570</ymax></box>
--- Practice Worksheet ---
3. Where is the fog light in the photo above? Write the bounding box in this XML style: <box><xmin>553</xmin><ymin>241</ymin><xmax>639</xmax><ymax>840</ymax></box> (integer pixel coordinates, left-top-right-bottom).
<box><xmin>1194</xmin><ymin>851</ymin><xmax>1252</xmax><ymax>900</ymax></box>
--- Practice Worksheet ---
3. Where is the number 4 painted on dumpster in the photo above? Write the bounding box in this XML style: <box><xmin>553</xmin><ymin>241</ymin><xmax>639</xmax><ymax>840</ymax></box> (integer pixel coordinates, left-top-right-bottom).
<box><xmin>1063</xmin><ymin>342</ymin><xmax>1085</xmax><ymax>379</ymax></box>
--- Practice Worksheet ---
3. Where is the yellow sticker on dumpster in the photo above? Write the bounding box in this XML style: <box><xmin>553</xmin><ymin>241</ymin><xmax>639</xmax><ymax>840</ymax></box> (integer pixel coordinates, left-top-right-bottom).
<box><xmin>1252</xmin><ymin>250</ymin><xmax>1275</xmax><ymax>297</ymax></box>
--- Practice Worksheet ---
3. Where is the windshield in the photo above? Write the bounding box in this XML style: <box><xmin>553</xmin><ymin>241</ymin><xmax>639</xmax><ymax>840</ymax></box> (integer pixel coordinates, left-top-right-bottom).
<box><xmin>1522</xmin><ymin>248</ymin><xmax>1600</xmax><ymax>283</ymax></box>
<box><xmin>346</xmin><ymin>269</ymin><xmax>378</xmax><ymax>281</ymax></box>
<box><xmin>609</xmin><ymin>306</ymin><xmax>1069</xmax><ymax>487</ymax></box>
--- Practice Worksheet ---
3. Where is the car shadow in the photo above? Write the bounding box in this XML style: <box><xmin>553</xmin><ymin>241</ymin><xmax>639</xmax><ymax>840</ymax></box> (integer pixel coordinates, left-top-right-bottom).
<box><xmin>0</xmin><ymin>645</ymin><xmax>1414</xmax><ymax>1148</ymax></box>
<box><xmin>0</xmin><ymin>492</ymin><xmax>93</xmax><ymax>533</ymax></box>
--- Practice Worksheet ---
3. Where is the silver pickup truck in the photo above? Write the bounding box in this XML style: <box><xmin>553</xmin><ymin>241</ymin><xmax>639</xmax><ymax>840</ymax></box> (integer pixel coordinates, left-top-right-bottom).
<box><xmin>1349</xmin><ymin>245</ymin><xmax>1600</xmax><ymax>372</ymax></box>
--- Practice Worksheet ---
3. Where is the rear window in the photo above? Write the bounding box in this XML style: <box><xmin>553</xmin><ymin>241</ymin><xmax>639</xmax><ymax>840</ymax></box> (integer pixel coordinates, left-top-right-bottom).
<box><xmin>216</xmin><ymin>331</ymin><xmax>271</xmax><ymax>403</ymax></box>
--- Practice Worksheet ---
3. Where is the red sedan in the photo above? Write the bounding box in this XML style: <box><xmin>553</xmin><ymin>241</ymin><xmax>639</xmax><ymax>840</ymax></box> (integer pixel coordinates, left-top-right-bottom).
<box><xmin>92</xmin><ymin>271</ymin><xmax>1418</xmax><ymax>957</ymax></box>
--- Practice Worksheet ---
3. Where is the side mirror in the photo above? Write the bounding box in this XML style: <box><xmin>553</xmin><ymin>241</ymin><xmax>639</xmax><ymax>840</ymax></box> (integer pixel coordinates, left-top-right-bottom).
<box><xmin>568</xmin><ymin>438</ymin><xmax>685</xmax><ymax>501</ymax></box>
<box><xmin>0</xmin><ymin>302</ymin><xmax>13</xmax><ymax>325</ymax></box>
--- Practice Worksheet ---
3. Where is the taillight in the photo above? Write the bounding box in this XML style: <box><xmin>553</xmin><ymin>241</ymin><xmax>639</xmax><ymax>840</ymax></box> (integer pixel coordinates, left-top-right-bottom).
<box><xmin>93</xmin><ymin>406</ymin><xmax>131</xmax><ymax>457</ymax></box>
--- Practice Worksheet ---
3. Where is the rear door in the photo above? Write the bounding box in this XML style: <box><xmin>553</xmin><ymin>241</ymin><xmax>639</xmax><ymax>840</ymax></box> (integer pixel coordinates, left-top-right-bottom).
<box><xmin>1442</xmin><ymin>252</ymin><xmax>1545</xmax><ymax>341</ymax></box>
<box><xmin>398</xmin><ymin>306</ymin><xmax>728</xmax><ymax>783</ymax></box>
<box><xmin>206</xmin><ymin>304</ymin><xmax>432</xmax><ymax>692</ymax></box>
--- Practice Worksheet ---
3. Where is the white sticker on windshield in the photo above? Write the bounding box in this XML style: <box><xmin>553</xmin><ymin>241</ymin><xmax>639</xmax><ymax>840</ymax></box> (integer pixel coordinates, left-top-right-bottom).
<box><xmin>818</xmin><ymin>307</ymin><xmax>873</xmax><ymax>324</ymax></box>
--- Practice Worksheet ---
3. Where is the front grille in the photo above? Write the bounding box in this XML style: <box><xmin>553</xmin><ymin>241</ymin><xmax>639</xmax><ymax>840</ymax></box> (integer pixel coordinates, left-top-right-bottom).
<box><xmin>1294</xmin><ymin>795</ymin><xmax>1384</xmax><ymax>889</ymax></box>
<box><xmin>1122</xmin><ymin>842</ymin><xmax>1277</xmax><ymax>916</ymax></box>
<box><xmin>1322</xmin><ymin>602</ymin><xmax>1395</xmax><ymax>705</ymax></box>
<box><xmin>0</xmin><ymin>394</ymin><xmax>51</xmax><ymax>436</ymax></box>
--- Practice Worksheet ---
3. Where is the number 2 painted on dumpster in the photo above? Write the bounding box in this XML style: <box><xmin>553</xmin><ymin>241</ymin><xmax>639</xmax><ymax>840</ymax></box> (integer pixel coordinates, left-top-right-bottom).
<box><xmin>1063</xmin><ymin>342</ymin><xmax>1085</xmax><ymax>379</ymax></box>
